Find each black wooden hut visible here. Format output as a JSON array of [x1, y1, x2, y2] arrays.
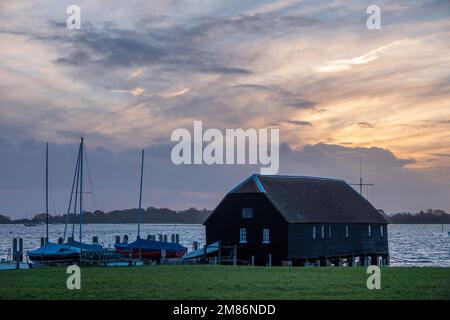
[[204, 174, 389, 266]]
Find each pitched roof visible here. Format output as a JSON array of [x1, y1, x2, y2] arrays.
[[229, 174, 387, 224]]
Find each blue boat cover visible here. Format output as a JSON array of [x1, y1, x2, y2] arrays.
[[114, 238, 187, 252], [66, 239, 104, 252], [27, 243, 81, 257]]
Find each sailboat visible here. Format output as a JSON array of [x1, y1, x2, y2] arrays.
[[114, 150, 187, 260], [28, 138, 103, 264]]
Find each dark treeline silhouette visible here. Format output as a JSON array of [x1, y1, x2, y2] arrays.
[[0, 207, 210, 224], [0, 208, 449, 225], [386, 209, 450, 224]]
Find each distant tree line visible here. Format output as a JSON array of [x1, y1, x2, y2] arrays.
[[377, 208, 450, 224], [1, 208, 448, 225], [0, 207, 211, 224], [386, 209, 450, 224]]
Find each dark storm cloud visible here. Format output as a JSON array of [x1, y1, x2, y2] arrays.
[[51, 11, 317, 74], [53, 25, 251, 75]]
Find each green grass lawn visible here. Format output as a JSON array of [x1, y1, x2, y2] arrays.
[[0, 265, 449, 300]]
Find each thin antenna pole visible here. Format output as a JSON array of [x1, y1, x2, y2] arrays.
[[350, 151, 374, 199], [359, 151, 363, 195], [79, 137, 84, 243], [46, 142, 49, 242], [137, 149, 144, 239]]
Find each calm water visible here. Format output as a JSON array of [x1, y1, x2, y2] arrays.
[[0, 224, 449, 267]]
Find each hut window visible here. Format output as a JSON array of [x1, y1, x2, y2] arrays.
[[240, 228, 247, 243], [242, 208, 253, 219], [380, 225, 384, 238], [262, 228, 270, 243], [345, 225, 349, 239], [328, 225, 332, 239], [312, 226, 317, 239], [321, 225, 325, 239], [368, 225, 372, 237]]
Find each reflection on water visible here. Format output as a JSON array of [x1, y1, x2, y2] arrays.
[[0, 224, 449, 267]]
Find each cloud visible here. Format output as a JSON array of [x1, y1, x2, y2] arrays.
[[53, 26, 252, 75], [315, 41, 404, 73], [111, 87, 145, 96], [182, 13, 317, 41], [273, 120, 313, 127], [127, 69, 144, 82], [160, 87, 191, 98], [358, 122, 375, 129]]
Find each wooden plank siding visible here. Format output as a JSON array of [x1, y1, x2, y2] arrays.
[[205, 193, 288, 266], [287, 224, 388, 260]]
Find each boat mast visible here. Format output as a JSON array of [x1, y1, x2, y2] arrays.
[[46, 142, 49, 242], [79, 137, 84, 242], [137, 149, 144, 239], [63, 150, 80, 241], [72, 150, 80, 239]]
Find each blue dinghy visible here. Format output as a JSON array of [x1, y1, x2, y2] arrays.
[[27, 243, 81, 263]]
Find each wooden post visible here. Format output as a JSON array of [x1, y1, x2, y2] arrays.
[[18, 238, 23, 262], [217, 241, 221, 265], [268, 254, 272, 267], [251, 255, 255, 266], [233, 245, 237, 266], [361, 254, 366, 267], [13, 238, 17, 262]]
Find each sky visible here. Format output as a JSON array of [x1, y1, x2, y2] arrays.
[[0, 0, 449, 218]]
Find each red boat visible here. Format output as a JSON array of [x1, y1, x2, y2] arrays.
[[114, 238, 187, 259]]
